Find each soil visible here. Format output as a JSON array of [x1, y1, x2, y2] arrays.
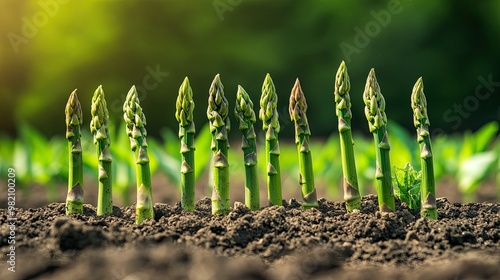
[[1, 194, 499, 280]]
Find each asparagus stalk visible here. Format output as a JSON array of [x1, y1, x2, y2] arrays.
[[334, 61, 361, 212], [90, 85, 113, 216], [207, 74, 231, 215], [259, 73, 282, 206], [65, 90, 84, 215], [234, 85, 260, 210], [363, 68, 395, 212], [411, 77, 437, 219], [289, 78, 318, 209], [123, 85, 154, 223], [175, 77, 196, 211]]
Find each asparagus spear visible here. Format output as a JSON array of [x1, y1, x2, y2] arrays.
[[334, 61, 361, 212], [259, 73, 282, 206], [207, 74, 231, 215], [363, 69, 395, 212], [289, 78, 318, 209], [90, 85, 113, 216], [65, 90, 84, 215], [123, 86, 154, 223], [175, 77, 196, 211], [411, 77, 437, 219], [234, 85, 260, 210]]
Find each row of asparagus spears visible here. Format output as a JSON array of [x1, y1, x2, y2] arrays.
[[64, 61, 437, 224]]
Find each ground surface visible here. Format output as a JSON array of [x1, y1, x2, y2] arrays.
[[0, 194, 499, 280]]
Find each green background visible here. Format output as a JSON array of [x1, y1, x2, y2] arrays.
[[1, 0, 499, 139]]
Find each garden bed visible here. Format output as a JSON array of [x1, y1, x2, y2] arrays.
[[1, 194, 499, 280]]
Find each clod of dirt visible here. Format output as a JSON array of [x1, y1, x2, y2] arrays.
[[49, 217, 108, 251]]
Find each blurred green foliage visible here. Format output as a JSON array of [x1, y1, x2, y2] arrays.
[[1, 122, 498, 203], [1, 0, 499, 139]]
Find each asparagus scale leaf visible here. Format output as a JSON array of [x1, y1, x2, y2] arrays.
[[235, 85, 260, 210], [175, 77, 196, 211], [363, 69, 395, 212], [123, 86, 154, 223], [289, 78, 318, 209], [411, 77, 437, 219], [207, 74, 231, 215], [90, 85, 113, 216], [334, 61, 361, 212], [65, 90, 84, 215], [259, 74, 282, 206]]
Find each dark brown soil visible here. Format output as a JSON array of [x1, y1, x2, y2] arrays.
[[1, 195, 499, 280]]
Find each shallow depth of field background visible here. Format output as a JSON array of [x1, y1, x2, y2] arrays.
[[0, 0, 499, 205]]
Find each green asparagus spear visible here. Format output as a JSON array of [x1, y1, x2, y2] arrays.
[[123, 85, 154, 223], [259, 73, 282, 206], [289, 78, 318, 209], [411, 77, 437, 219], [207, 74, 231, 215], [90, 85, 113, 216], [363, 68, 395, 212], [175, 77, 196, 211], [334, 61, 361, 212], [65, 90, 84, 215], [234, 85, 260, 210]]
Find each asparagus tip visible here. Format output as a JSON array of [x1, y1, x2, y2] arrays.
[[68, 89, 78, 102], [414, 77, 423, 91], [411, 77, 429, 127], [66, 89, 83, 128], [289, 78, 307, 121], [180, 76, 191, 91], [176, 76, 195, 127]]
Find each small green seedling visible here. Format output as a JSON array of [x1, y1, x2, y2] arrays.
[[393, 163, 421, 210]]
